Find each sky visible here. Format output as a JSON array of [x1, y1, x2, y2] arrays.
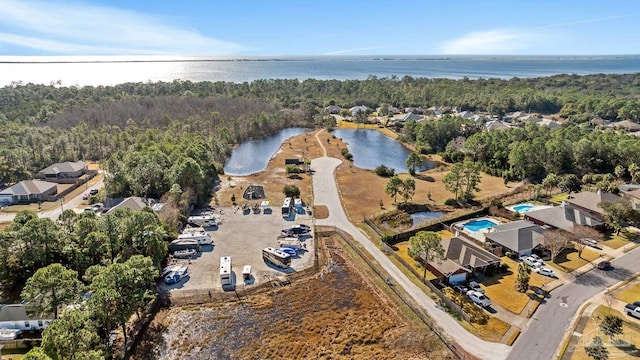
[[0, 0, 638, 56]]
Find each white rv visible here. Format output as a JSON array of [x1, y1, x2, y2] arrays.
[[187, 214, 218, 227], [177, 232, 213, 245], [220, 256, 232, 287], [278, 237, 303, 250], [169, 238, 200, 252]]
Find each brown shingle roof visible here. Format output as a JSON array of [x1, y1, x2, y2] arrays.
[[566, 191, 621, 216]]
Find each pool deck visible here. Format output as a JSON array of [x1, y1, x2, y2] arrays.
[[506, 203, 553, 213], [452, 216, 502, 242]]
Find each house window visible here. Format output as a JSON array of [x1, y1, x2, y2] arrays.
[[24, 321, 30, 327], [38, 320, 43, 327]]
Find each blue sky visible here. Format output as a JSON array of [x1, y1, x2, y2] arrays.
[[0, 0, 638, 56]]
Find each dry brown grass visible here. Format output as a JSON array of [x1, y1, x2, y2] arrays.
[[613, 279, 640, 304], [132, 233, 452, 359], [314, 205, 329, 219]]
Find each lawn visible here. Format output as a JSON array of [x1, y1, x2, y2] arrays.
[[614, 280, 640, 304], [1, 349, 26, 360], [481, 257, 553, 315], [460, 317, 511, 343], [547, 246, 602, 273], [601, 229, 638, 249], [548, 193, 569, 204], [392, 229, 455, 281], [569, 305, 640, 360]]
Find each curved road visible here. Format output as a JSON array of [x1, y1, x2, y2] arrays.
[[508, 246, 640, 360], [311, 155, 511, 360]]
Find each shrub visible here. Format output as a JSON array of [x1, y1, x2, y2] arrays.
[[341, 148, 353, 161], [490, 198, 503, 208], [444, 198, 458, 206], [282, 185, 301, 198], [381, 235, 395, 244], [375, 164, 395, 177]]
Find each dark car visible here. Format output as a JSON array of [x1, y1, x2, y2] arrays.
[[89, 189, 99, 196], [597, 261, 611, 270]]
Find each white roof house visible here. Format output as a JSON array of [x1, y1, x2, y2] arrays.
[[0, 180, 58, 205]]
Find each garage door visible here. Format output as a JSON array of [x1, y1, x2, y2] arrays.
[[519, 249, 532, 257], [448, 273, 467, 284]]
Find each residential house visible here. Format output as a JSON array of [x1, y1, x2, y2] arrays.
[[325, 105, 342, 114], [0, 304, 53, 338], [404, 106, 424, 114], [517, 114, 541, 123], [386, 105, 401, 114], [485, 220, 546, 257], [619, 185, 640, 210], [565, 190, 621, 220], [349, 105, 368, 116], [457, 111, 474, 119], [524, 202, 603, 233], [106, 196, 151, 213], [483, 120, 511, 132], [0, 180, 58, 205], [400, 112, 424, 122], [35, 161, 87, 182], [425, 237, 501, 284], [503, 111, 524, 123], [612, 120, 640, 132], [539, 118, 560, 129], [470, 114, 489, 123], [591, 117, 611, 127]]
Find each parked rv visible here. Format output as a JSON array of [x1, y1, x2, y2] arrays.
[[187, 214, 218, 227], [172, 248, 197, 259], [165, 265, 188, 284], [177, 232, 213, 245], [169, 239, 201, 252], [262, 247, 291, 268], [220, 256, 232, 287]]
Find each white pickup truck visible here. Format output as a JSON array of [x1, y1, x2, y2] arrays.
[[625, 302, 640, 319]]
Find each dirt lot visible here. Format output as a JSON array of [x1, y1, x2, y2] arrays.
[[161, 206, 315, 296], [132, 231, 453, 359]]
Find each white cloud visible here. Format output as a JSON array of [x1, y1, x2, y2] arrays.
[[0, 0, 244, 55], [439, 29, 542, 55]]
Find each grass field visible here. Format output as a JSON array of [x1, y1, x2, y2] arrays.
[[602, 230, 638, 249], [461, 317, 512, 343], [481, 257, 553, 315], [569, 305, 640, 360], [614, 280, 640, 304], [549, 193, 569, 204], [547, 246, 602, 273]]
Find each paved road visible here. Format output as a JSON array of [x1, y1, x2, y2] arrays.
[[311, 156, 511, 360], [508, 247, 640, 360], [0, 178, 104, 222]]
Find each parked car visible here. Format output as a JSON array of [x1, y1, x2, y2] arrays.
[[533, 266, 556, 278], [625, 301, 640, 319], [519, 256, 543, 267], [597, 261, 611, 270], [468, 281, 485, 294], [529, 254, 543, 262], [580, 238, 601, 249], [466, 290, 492, 307], [89, 189, 99, 196], [82, 193, 89, 200], [453, 284, 468, 294]]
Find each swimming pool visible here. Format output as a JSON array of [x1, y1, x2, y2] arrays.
[[513, 204, 534, 213], [463, 219, 498, 232]]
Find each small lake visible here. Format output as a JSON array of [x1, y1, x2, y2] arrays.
[[223, 128, 307, 176], [330, 129, 436, 173]]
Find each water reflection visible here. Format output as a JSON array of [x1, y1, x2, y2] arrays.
[[330, 129, 435, 173]]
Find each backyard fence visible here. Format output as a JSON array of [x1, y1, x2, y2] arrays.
[[333, 227, 468, 360]]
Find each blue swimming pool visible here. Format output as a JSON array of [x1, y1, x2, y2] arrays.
[[463, 219, 497, 232], [513, 204, 534, 213]]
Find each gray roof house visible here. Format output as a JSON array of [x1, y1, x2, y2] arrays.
[[539, 118, 560, 129], [621, 188, 640, 210], [349, 105, 368, 115], [0, 304, 53, 337], [36, 161, 87, 181], [524, 203, 603, 233], [106, 196, 151, 213], [457, 111, 474, 119], [484, 120, 511, 131], [612, 120, 640, 132], [485, 220, 546, 257], [325, 105, 342, 114], [425, 237, 501, 284], [400, 112, 424, 122], [566, 190, 621, 219], [0, 180, 58, 205]]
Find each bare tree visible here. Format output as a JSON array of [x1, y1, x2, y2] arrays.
[[543, 230, 571, 262], [573, 226, 604, 259]]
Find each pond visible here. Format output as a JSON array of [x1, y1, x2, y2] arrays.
[[330, 129, 436, 173], [223, 128, 308, 176]]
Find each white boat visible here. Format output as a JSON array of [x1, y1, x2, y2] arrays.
[[165, 265, 188, 284], [172, 248, 197, 259]]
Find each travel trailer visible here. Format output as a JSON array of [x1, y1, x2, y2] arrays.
[[220, 256, 232, 287], [262, 247, 291, 268], [177, 231, 213, 245], [187, 215, 218, 227]]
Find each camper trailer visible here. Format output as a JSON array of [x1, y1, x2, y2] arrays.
[[220, 256, 232, 287], [169, 239, 201, 252], [177, 232, 213, 245], [187, 215, 218, 227], [262, 247, 291, 268], [278, 237, 304, 250]]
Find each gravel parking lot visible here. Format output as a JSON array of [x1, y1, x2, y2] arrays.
[[161, 206, 314, 292]]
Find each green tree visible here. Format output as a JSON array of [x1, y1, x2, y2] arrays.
[[283, 184, 301, 198], [400, 178, 416, 204], [600, 315, 623, 341], [40, 309, 103, 360], [461, 160, 482, 200], [584, 336, 609, 360], [558, 174, 582, 194], [443, 162, 464, 201], [23, 347, 53, 360], [407, 231, 445, 280], [385, 176, 403, 203], [515, 262, 531, 293], [542, 173, 559, 196], [629, 163, 640, 183], [614, 164, 626, 180], [285, 164, 301, 177], [21, 264, 83, 319], [600, 199, 639, 235], [406, 152, 422, 176]]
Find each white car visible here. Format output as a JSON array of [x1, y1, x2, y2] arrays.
[[520, 256, 543, 268], [534, 266, 556, 278], [468, 281, 485, 294], [466, 290, 492, 307]]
